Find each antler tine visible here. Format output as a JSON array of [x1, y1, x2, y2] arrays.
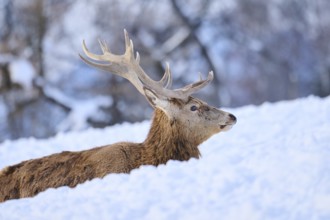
[[177, 71, 214, 95], [124, 29, 130, 49], [166, 63, 173, 88], [163, 62, 172, 89], [135, 52, 140, 64], [124, 29, 135, 60], [82, 40, 107, 61], [98, 39, 110, 54], [79, 54, 112, 72], [158, 62, 169, 87]]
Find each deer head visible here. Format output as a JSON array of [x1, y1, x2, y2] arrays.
[[80, 30, 236, 144]]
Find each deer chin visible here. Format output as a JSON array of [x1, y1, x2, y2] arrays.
[[219, 124, 234, 132]]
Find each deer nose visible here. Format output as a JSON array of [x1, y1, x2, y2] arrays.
[[229, 114, 237, 123]]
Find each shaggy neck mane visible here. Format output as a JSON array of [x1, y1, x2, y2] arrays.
[[140, 108, 201, 166]]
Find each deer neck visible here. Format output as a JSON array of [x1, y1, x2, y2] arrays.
[[141, 108, 201, 166]]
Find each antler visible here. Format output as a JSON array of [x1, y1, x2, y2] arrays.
[[79, 30, 214, 101]]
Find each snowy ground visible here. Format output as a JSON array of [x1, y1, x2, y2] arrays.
[[0, 95, 329, 220]]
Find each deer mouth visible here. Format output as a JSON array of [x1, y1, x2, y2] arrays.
[[220, 125, 227, 129], [219, 123, 235, 131]]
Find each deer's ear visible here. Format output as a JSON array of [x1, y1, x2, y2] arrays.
[[143, 87, 169, 111]]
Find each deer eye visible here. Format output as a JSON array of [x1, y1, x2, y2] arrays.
[[190, 105, 198, 111]]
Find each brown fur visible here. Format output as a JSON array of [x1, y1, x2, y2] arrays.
[[0, 109, 202, 202]]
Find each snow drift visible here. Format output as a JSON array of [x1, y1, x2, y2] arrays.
[[0, 95, 329, 220]]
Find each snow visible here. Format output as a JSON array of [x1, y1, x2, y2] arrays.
[[9, 59, 36, 91], [0, 95, 330, 220]]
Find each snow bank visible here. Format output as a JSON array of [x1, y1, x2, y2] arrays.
[[0, 96, 330, 220]]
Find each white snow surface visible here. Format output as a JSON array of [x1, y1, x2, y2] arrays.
[[0, 95, 330, 220]]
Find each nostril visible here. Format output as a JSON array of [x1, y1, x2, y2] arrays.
[[229, 114, 237, 122]]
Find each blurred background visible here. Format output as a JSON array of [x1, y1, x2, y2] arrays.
[[0, 0, 330, 142]]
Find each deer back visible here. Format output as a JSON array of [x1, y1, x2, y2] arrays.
[[0, 142, 142, 201]]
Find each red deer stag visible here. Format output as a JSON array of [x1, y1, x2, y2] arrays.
[[0, 30, 236, 202]]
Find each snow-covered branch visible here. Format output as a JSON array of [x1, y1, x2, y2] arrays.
[[35, 77, 113, 132]]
